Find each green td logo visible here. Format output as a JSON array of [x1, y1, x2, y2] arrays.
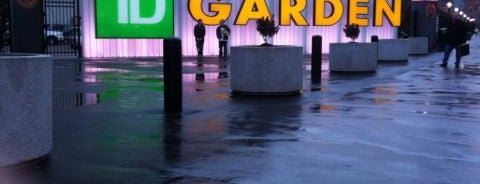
[[95, 0, 174, 38]]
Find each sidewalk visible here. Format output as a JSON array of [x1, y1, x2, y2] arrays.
[[1, 38, 480, 184]]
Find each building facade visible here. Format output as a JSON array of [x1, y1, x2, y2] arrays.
[[82, 0, 398, 58]]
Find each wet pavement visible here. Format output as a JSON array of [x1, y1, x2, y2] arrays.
[[2, 38, 480, 184]]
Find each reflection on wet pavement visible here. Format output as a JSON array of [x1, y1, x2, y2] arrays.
[[53, 92, 99, 110], [2, 40, 480, 183]]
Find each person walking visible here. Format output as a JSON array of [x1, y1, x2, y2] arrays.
[[441, 15, 468, 68], [216, 20, 231, 57], [0, 15, 5, 52], [0, 25, 4, 52], [194, 19, 206, 56]]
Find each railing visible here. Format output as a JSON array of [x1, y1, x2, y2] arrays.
[[43, 0, 81, 57]]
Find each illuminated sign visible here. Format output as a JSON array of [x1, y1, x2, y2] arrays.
[[189, 0, 401, 27], [95, 0, 174, 38]]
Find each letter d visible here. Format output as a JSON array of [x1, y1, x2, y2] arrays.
[[118, 0, 129, 24], [130, 0, 166, 24]]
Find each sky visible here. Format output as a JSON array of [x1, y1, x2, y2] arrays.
[[454, 0, 465, 8]]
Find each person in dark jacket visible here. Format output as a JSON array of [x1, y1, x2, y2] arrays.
[[0, 15, 5, 52], [441, 15, 468, 68], [194, 19, 206, 56], [0, 24, 4, 52], [216, 20, 231, 57]]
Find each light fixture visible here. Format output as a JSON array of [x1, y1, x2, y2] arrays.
[[460, 11, 464, 15], [446, 2, 453, 8], [454, 8, 459, 12], [463, 14, 467, 18]]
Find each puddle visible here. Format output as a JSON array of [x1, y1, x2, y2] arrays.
[[310, 104, 336, 112], [54, 92, 99, 110], [166, 177, 230, 184], [183, 62, 222, 69], [84, 67, 130, 73], [134, 61, 162, 68], [183, 72, 229, 82]]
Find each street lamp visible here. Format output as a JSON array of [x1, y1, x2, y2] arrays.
[[446, 2, 453, 8], [446, 2, 453, 13], [454, 8, 459, 13], [460, 11, 464, 15]]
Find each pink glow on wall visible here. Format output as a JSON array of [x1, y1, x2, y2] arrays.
[[83, 0, 397, 58]]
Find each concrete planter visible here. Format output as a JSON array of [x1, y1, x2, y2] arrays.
[[230, 46, 303, 95], [329, 43, 377, 73], [0, 54, 52, 167], [378, 39, 409, 62], [408, 37, 429, 55]]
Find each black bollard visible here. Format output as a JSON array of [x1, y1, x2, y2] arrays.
[[311, 35, 322, 82], [371, 35, 378, 43], [163, 38, 182, 114]]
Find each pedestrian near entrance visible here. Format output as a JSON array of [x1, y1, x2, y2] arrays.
[[441, 15, 468, 68], [0, 15, 5, 52], [194, 19, 206, 56], [216, 20, 231, 57], [0, 26, 4, 52]]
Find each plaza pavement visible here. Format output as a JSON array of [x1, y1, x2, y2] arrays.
[[1, 38, 480, 184]]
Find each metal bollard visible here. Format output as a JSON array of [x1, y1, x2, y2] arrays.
[[371, 35, 379, 43], [163, 38, 182, 114], [311, 35, 322, 82]]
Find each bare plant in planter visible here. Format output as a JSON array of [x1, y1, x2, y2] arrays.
[[256, 15, 280, 47], [343, 24, 360, 43]]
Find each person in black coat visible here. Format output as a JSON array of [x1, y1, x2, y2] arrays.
[[216, 20, 231, 57], [441, 15, 468, 68], [0, 14, 5, 52], [0, 24, 4, 52], [194, 19, 206, 56]]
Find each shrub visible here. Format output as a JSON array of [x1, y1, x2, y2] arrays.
[[256, 15, 280, 47], [343, 24, 360, 43]]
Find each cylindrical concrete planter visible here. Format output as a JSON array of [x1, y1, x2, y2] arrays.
[[378, 39, 409, 62], [0, 54, 52, 167], [329, 43, 377, 73], [408, 37, 429, 55], [230, 46, 303, 95]]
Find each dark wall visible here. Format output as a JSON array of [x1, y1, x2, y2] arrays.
[[412, 1, 438, 51], [398, 0, 412, 38], [10, 0, 44, 53]]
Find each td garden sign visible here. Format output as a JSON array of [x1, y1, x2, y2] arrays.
[[96, 0, 175, 38], [95, 0, 401, 38], [189, 0, 401, 27]]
